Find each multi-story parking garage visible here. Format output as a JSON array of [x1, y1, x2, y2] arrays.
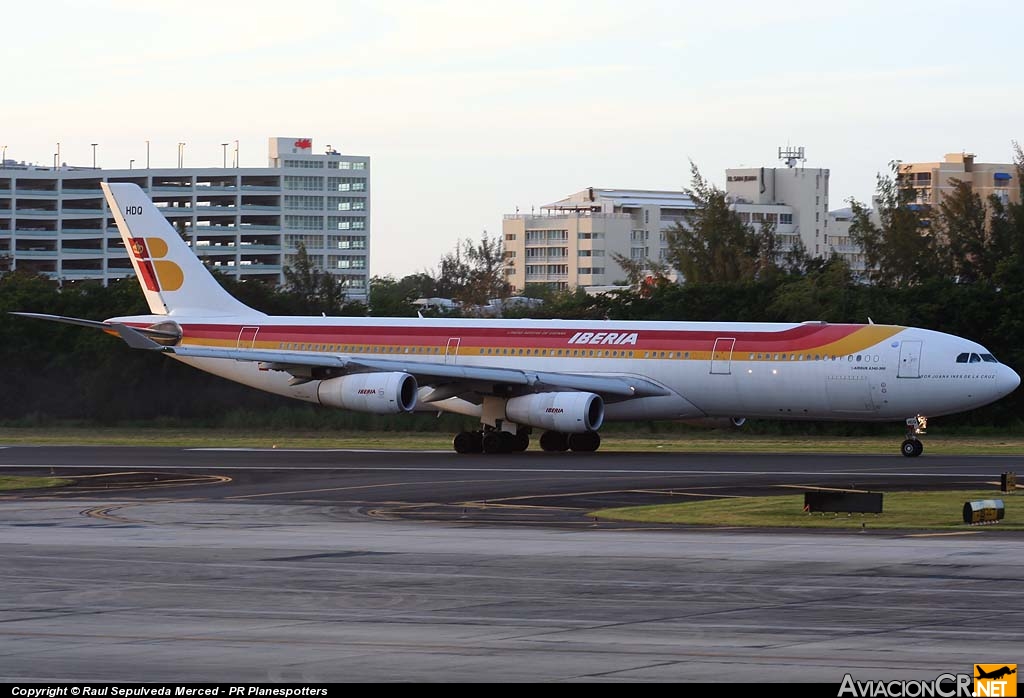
[[0, 137, 370, 301]]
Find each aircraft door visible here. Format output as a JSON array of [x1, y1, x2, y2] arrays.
[[445, 338, 461, 364], [710, 337, 736, 375], [898, 340, 922, 378], [236, 326, 260, 349]]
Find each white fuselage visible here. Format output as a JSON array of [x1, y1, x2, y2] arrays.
[[112, 314, 1021, 425]]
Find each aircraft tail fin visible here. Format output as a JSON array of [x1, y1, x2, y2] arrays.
[[101, 183, 263, 318]]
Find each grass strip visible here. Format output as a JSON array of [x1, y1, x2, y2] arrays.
[[0, 476, 74, 491], [592, 489, 1024, 530], [2, 428, 1024, 454]]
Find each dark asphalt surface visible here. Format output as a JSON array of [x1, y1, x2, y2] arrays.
[[0, 446, 1018, 525], [1, 446, 1022, 681]]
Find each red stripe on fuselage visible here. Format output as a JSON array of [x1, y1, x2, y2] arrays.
[[175, 322, 867, 352]]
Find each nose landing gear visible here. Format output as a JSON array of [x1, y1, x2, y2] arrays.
[[901, 415, 927, 457]]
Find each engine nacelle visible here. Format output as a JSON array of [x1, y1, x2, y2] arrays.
[[682, 417, 747, 429], [505, 392, 604, 433], [317, 372, 418, 415]]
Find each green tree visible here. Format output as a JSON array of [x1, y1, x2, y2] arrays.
[[932, 179, 989, 283], [989, 143, 1024, 290], [437, 231, 511, 306], [283, 242, 350, 315], [849, 162, 935, 286], [462, 230, 511, 306], [767, 257, 856, 321], [608, 252, 673, 287], [368, 273, 437, 317], [666, 163, 761, 284]]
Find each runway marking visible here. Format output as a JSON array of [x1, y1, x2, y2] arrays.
[[81, 505, 144, 524], [983, 480, 1022, 489], [227, 481, 434, 499], [904, 531, 983, 538], [455, 501, 582, 511], [621, 489, 748, 498], [47, 472, 231, 495], [0, 463, 1006, 478], [776, 484, 872, 493], [189, 447, 450, 454], [460, 487, 750, 507]]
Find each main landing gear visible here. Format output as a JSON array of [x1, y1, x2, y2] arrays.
[[453, 428, 601, 454], [453, 429, 529, 454], [901, 415, 928, 457], [539, 430, 601, 453]]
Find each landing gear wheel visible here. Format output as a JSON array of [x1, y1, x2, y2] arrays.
[[568, 431, 601, 452], [540, 431, 569, 452], [453, 431, 482, 454], [481, 431, 508, 454], [512, 432, 530, 452], [901, 438, 923, 457]]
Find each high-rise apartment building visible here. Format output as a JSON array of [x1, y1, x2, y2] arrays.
[[502, 188, 694, 290], [898, 152, 1018, 209], [825, 207, 869, 278], [724, 156, 831, 258], [503, 154, 832, 291], [0, 137, 370, 301]]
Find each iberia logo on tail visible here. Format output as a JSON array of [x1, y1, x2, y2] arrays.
[[128, 237, 184, 292]]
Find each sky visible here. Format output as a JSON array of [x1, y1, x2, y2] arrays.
[[4, 0, 1023, 278]]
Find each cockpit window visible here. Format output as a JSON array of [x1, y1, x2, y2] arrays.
[[957, 352, 999, 364]]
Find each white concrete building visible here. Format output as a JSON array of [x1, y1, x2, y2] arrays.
[[0, 137, 370, 301], [503, 157, 835, 291], [502, 188, 694, 290], [724, 161, 831, 258], [826, 207, 869, 278]]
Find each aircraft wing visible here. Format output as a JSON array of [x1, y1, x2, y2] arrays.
[[165, 342, 670, 399], [12, 314, 671, 400]]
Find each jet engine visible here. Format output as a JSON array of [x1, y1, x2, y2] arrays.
[[505, 392, 604, 433], [317, 372, 418, 414]]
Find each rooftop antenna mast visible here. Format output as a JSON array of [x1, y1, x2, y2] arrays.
[[778, 145, 806, 169]]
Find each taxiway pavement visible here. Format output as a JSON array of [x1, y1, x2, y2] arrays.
[[0, 447, 1021, 682]]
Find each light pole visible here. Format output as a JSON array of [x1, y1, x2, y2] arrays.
[[233, 140, 239, 168], [145, 140, 150, 168], [56, 142, 61, 169], [1, 145, 6, 169], [91, 143, 98, 169], [221, 143, 229, 168], [177, 142, 185, 168]]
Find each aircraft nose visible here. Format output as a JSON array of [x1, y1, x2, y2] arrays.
[[999, 364, 1021, 396]]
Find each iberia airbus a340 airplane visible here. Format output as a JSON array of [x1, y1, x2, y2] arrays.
[[14, 184, 1021, 457]]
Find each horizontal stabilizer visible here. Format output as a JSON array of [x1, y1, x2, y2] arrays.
[[10, 312, 114, 332], [10, 313, 182, 339]]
